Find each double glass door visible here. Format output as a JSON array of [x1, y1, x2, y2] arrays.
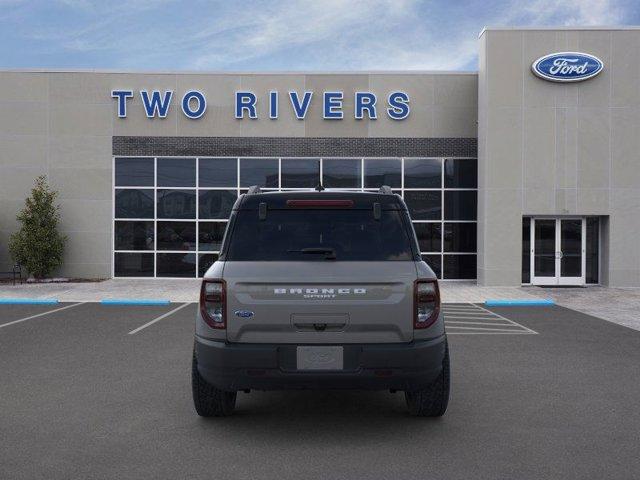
[[531, 218, 585, 285]]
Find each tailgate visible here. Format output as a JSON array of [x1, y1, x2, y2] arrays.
[[224, 261, 417, 344]]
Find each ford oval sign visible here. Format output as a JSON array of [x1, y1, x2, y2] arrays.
[[234, 310, 254, 318], [531, 52, 603, 83]]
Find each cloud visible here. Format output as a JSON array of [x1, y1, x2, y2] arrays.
[[1, 0, 633, 70]]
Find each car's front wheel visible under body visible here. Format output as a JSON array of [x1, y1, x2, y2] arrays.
[[404, 341, 450, 417]]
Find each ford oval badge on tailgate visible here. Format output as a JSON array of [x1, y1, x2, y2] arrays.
[[234, 310, 254, 318], [532, 52, 603, 82]]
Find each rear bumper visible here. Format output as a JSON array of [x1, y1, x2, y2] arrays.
[[194, 334, 447, 391]]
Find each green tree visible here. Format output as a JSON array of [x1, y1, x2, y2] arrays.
[[9, 175, 67, 279]]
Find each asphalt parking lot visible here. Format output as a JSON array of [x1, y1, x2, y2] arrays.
[[1, 302, 639, 480]]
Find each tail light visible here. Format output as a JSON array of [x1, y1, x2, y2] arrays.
[[200, 279, 226, 329], [414, 279, 440, 329]]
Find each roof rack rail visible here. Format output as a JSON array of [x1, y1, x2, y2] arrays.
[[246, 185, 262, 195], [378, 185, 393, 195]]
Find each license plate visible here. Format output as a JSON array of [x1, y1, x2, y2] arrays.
[[296, 346, 343, 371]]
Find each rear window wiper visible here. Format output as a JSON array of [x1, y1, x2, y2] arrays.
[[287, 247, 337, 260]]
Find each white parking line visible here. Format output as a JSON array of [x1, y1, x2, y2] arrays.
[[474, 304, 538, 334], [442, 302, 538, 335], [445, 320, 515, 326], [0, 303, 84, 329], [128, 303, 191, 335], [446, 326, 528, 333]]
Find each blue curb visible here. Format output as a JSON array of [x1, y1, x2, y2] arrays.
[[485, 299, 555, 307], [101, 299, 171, 306], [0, 298, 59, 305]]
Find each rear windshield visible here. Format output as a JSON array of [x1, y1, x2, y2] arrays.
[[225, 209, 416, 261]]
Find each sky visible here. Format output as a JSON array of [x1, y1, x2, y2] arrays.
[[0, 0, 638, 71]]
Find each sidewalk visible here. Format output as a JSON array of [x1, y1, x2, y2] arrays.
[[1, 279, 639, 331]]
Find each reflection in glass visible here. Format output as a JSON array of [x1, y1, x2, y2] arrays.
[[560, 219, 582, 278], [114, 252, 154, 277], [115, 189, 154, 219], [444, 191, 477, 220], [114, 221, 154, 250], [534, 220, 556, 277], [364, 159, 401, 188], [413, 223, 441, 252], [115, 158, 154, 187], [422, 254, 442, 279], [322, 159, 361, 188], [156, 253, 196, 277], [404, 159, 441, 188], [281, 159, 320, 188], [240, 158, 278, 187], [157, 189, 196, 219], [444, 223, 476, 252], [443, 255, 477, 279], [199, 222, 226, 251], [199, 190, 236, 219], [403, 191, 441, 220], [444, 159, 477, 188], [586, 217, 599, 284], [198, 254, 219, 277], [199, 158, 238, 187], [156, 222, 196, 250], [157, 158, 196, 187]]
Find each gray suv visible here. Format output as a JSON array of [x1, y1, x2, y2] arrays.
[[192, 187, 449, 417]]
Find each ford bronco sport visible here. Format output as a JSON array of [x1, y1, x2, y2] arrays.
[[192, 186, 449, 417]]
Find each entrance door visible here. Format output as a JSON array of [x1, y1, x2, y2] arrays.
[[531, 218, 585, 286]]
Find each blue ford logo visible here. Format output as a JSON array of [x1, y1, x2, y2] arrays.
[[532, 52, 603, 83], [234, 310, 254, 318]]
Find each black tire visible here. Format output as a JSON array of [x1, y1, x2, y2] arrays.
[[405, 341, 450, 417], [192, 351, 237, 417]]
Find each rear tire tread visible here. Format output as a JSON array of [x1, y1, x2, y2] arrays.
[[192, 351, 237, 417], [405, 341, 450, 417]]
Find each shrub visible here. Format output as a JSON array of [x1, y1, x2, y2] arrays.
[[9, 175, 67, 279]]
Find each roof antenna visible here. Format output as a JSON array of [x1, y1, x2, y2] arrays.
[[315, 183, 325, 192]]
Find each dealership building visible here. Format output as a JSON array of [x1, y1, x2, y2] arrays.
[[1, 26, 639, 286]]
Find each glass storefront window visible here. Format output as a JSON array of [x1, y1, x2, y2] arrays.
[[586, 217, 599, 284], [199, 158, 237, 187], [413, 223, 441, 252], [156, 253, 196, 278], [199, 222, 226, 251], [113, 156, 478, 279], [157, 158, 196, 187], [444, 190, 477, 220], [240, 158, 278, 188], [157, 189, 196, 219], [443, 254, 477, 279], [443, 223, 476, 252], [114, 252, 154, 277], [444, 158, 477, 188], [114, 221, 154, 250], [198, 190, 236, 219], [404, 191, 441, 220], [115, 158, 154, 186], [363, 158, 401, 188], [281, 159, 320, 188], [322, 159, 361, 188], [404, 158, 441, 188], [115, 189, 154, 219], [422, 254, 442, 278]]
